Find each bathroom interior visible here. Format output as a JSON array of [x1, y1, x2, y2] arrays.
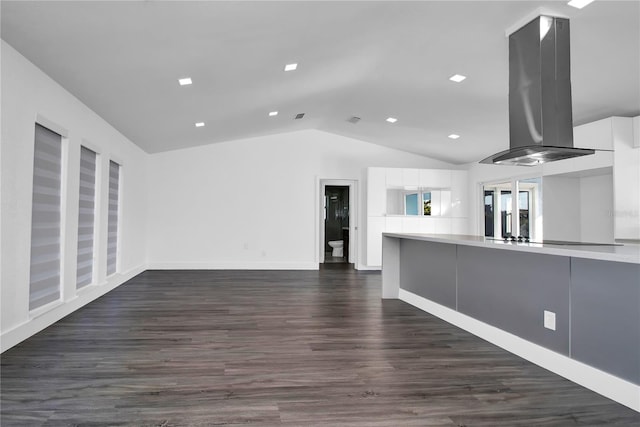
[[324, 186, 349, 263]]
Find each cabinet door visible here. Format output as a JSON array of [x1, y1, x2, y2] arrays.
[[420, 169, 451, 188], [367, 168, 386, 216]]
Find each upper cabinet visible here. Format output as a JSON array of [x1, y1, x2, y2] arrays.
[[367, 168, 387, 217], [610, 117, 640, 240], [368, 167, 467, 218], [537, 116, 638, 241], [366, 167, 469, 267], [563, 116, 639, 240], [573, 117, 617, 150]]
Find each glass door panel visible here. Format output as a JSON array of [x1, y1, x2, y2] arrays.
[[500, 191, 512, 238], [517, 177, 542, 241], [483, 181, 513, 238], [484, 190, 495, 237], [518, 191, 530, 238]]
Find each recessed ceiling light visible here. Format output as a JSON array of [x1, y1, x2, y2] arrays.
[[448, 134, 460, 139], [195, 122, 205, 127], [449, 74, 466, 83], [567, 0, 594, 9], [179, 77, 193, 86], [284, 63, 298, 71], [386, 117, 398, 123], [269, 111, 278, 117]]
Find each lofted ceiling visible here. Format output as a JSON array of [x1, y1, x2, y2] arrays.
[[1, 1, 639, 164]]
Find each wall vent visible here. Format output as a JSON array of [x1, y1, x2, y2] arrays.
[[295, 113, 305, 120]]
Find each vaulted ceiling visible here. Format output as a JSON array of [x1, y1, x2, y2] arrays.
[[2, 1, 639, 164]]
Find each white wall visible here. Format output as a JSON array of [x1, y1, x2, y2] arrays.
[[580, 173, 614, 243], [0, 41, 148, 351], [146, 129, 451, 270], [543, 176, 582, 241]]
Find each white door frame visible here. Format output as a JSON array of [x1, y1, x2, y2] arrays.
[[317, 179, 358, 265]]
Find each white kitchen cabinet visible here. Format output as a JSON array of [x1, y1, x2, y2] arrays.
[[612, 117, 640, 240], [385, 168, 403, 188], [402, 168, 420, 187], [365, 166, 470, 268], [367, 168, 386, 216], [366, 216, 385, 266], [573, 117, 615, 150], [419, 169, 451, 188]]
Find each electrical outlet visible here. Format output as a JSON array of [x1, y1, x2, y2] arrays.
[[544, 310, 556, 331]]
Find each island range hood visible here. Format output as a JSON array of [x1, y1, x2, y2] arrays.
[[481, 15, 595, 166]]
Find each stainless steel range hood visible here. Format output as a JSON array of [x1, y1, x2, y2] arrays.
[[481, 15, 595, 166]]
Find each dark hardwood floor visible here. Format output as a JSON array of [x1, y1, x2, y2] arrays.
[[2, 266, 639, 426]]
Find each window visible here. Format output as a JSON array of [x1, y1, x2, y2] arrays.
[[517, 177, 541, 239], [483, 190, 495, 237], [107, 160, 120, 275], [77, 147, 97, 288], [423, 192, 432, 216], [519, 190, 530, 239], [500, 190, 513, 237], [405, 193, 419, 215], [483, 178, 541, 240], [404, 192, 435, 216], [29, 124, 62, 310], [387, 188, 451, 216]]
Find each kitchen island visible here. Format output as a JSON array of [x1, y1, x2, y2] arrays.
[[382, 233, 640, 411]]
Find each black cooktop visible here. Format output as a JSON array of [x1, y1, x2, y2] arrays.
[[487, 237, 622, 246]]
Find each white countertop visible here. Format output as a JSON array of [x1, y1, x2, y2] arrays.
[[382, 233, 640, 264]]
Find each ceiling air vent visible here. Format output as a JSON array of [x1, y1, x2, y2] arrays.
[[295, 113, 305, 120], [347, 116, 361, 124]]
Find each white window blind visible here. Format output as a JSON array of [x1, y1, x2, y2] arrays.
[[76, 147, 97, 288], [107, 160, 120, 275], [29, 123, 62, 310]]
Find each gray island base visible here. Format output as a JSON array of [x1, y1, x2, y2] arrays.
[[382, 233, 640, 412]]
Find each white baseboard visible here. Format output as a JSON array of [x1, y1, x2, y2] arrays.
[[399, 289, 640, 413], [355, 264, 382, 271], [147, 261, 318, 270], [1, 265, 146, 353]]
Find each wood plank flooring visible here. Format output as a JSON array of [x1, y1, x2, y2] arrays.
[[2, 266, 639, 426]]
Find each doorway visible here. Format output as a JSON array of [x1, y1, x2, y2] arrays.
[[482, 177, 541, 241], [318, 180, 357, 265], [324, 186, 349, 263]]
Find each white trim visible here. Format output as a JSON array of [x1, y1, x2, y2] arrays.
[[399, 288, 640, 412], [35, 114, 69, 138], [108, 154, 125, 168], [1, 264, 146, 353], [80, 138, 102, 156], [355, 264, 381, 271], [147, 262, 318, 270], [28, 299, 65, 320], [59, 135, 70, 302]]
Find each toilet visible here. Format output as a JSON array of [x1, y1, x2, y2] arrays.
[[328, 240, 344, 257]]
